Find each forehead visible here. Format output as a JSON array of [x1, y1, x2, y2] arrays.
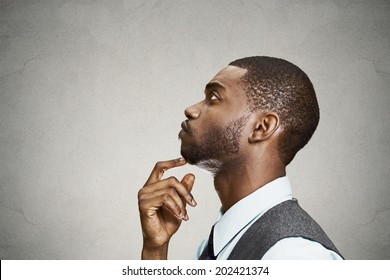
[[208, 65, 247, 90]]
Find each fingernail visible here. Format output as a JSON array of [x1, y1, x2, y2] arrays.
[[186, 196, 197, 206], [178, 157, 185, 162], [186, 195, 196, 206], [184, 214, 189, 220]]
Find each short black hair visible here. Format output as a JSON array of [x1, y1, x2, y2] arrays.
[[229, 56, 320, 165]]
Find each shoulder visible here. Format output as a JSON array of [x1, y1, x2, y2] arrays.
[[261, 237, 343, 260]]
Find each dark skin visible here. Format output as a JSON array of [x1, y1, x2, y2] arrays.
[[138, 66, 286, 259]]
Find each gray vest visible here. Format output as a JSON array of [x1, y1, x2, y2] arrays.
[[226, 199, 343, 259]]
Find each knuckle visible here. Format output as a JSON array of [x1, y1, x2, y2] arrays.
[[137, 189, 145, 199], [167, 176, 178, 184], [155, 161, 164, 169], [160, 193, 169, 201], [173, 203, 180, 211], [167, 187, 176, 196]]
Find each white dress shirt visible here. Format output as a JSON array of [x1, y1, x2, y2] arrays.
[[194, 177, 342, 260]]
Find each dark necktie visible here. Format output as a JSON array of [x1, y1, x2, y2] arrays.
[[204, 225, 217, 260]]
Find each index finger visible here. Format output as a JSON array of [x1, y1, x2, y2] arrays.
[[144, 158, 187, 185]]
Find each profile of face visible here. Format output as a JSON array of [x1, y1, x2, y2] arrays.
[[178, 66, 251, 172]]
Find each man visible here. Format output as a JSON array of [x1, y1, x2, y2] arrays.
[[138, 56, 343, 260]]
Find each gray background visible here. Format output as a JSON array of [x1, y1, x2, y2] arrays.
[[0, 0, 389, 260]]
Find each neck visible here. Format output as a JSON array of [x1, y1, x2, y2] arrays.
[[212, 156, 286, 211]]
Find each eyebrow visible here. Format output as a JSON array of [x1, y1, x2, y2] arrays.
[[205, 81, 226, 92]]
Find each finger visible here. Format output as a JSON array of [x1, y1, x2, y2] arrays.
[[162, 205, 187, 221], [145, 158, 186, 185], [181, 174, 197, 206], [142, 176, 194, 206], [139, 192, 186, 221], [141, 187, 187, 219]]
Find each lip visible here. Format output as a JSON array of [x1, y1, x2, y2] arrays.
[[181, 120, 190, 133]]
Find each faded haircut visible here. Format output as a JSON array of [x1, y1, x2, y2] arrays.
[[229, 56, 320, 165]]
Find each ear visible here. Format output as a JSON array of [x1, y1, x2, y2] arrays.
[[248, 112, 280, 143]]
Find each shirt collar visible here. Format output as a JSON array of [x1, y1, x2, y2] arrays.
[[213, 176, 293, 256]]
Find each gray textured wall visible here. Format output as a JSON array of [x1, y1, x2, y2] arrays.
[[0, 0, 389, 260]]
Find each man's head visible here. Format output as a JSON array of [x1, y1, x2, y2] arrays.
[[178, 56, 319, 171]]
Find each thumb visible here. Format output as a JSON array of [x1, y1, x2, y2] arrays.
[[181, 173, 196, 206]]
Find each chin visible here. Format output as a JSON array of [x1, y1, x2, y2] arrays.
[[181, 149, 221, 175], [180, 149, 195, 165]]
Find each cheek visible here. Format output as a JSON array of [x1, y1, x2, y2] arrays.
[[198, 103, 247, 135], [239, 125, 252, 145]]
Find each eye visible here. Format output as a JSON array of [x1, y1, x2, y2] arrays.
[[210, 91, 219, 101]]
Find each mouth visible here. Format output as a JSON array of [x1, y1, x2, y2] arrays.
[[178, 120, 191, 141], [180, 120, 190, 133]]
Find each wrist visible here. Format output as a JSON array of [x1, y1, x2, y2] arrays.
[[141, 243, 169, 260]]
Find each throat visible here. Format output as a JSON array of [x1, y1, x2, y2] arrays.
[[213, 163, 286, 212], [213, 167, 252, 211]]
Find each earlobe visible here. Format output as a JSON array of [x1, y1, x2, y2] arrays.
[[248, 113, 280, 143]]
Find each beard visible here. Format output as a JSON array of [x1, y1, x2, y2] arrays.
[[180, 114, 249, 172]]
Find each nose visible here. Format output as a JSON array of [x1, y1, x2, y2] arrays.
[[184, 103, 201, 119]]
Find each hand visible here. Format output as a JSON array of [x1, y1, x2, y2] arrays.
[[138, 158, 196, 259]]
